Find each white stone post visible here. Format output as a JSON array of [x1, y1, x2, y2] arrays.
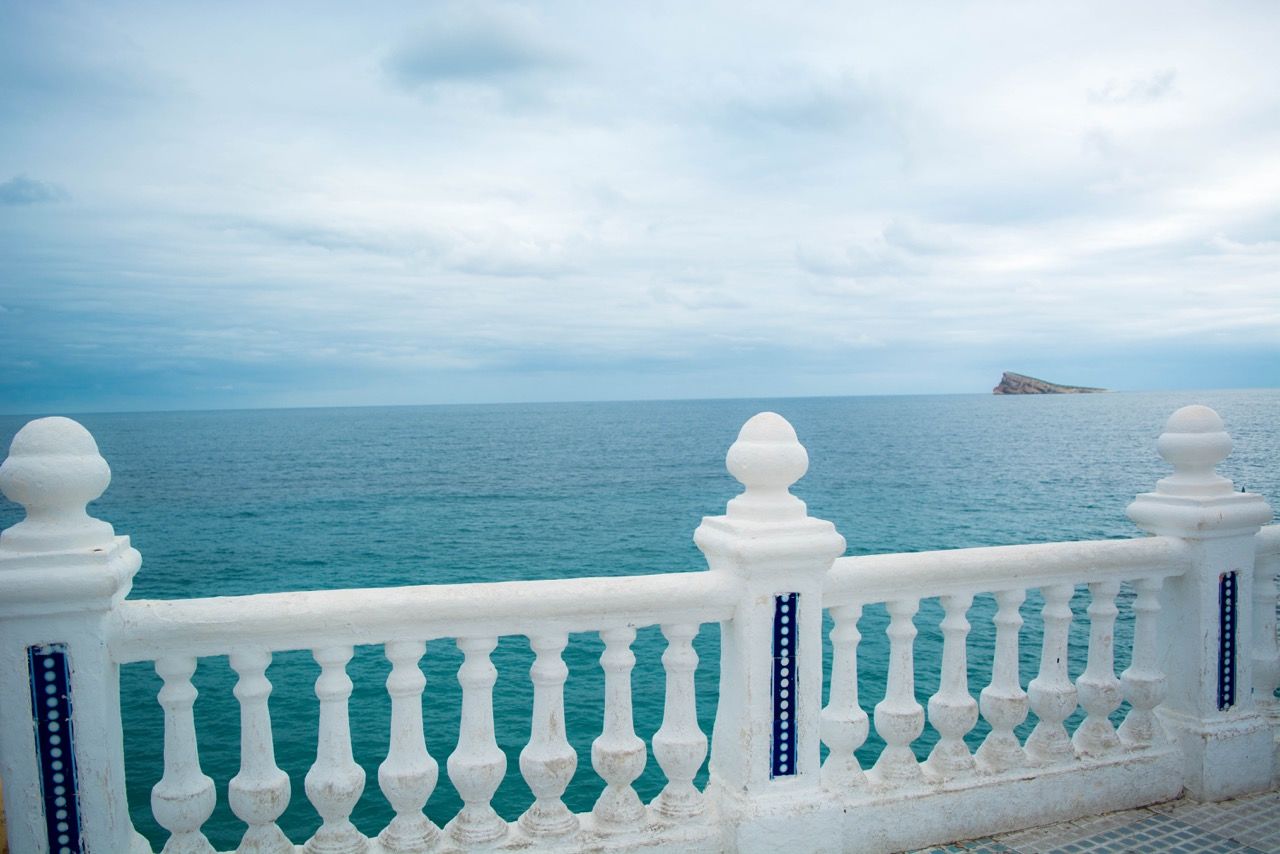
[[591, 626, 646, 828], [1127, 405, 1274, 799], [697, 412, 846, 853], [651, 623, 708, 820], [0, 417, 150, 854], [1025, 584, 1077, 765], [1072, 581, 1123, 756], [304, 645, 367, 854], [820, 604, 868, 789], [446, 636, 508, 845], [1252, 551, 1280, 730], [229, 647, 293, 853], [925, 593, 978, 780], [975, 588, 1028, 773], [377, 640, 439, 853], [870, 597, 926, 786], [1118, 577, 1167, 750], [1254, 548, 1280, 787], [518, 632, 578, 837], [151, 655, 216, 853]]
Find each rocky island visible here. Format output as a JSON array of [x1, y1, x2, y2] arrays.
[[993, 371, 1107, 394]]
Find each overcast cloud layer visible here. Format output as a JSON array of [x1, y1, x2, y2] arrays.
[[1, 1, 1277, 412]]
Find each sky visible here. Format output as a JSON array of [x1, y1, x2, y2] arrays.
[[1, 1, 1278, 413]]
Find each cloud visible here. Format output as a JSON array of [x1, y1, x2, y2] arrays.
[[1089, 69, 1177, 105], [444, 241, 577, 277], [796, 221, 955, 279], [881, 220, 956, 256], [709, 69, 880, 134], [1210, 234, 1280, 256], [0, 3, 1278, 412], [0, 5, 175, 124], [384, 7, 568, 91], [0, 175, 68, 205], [795, 240, 906, 279], [211, 216, 413, 257]]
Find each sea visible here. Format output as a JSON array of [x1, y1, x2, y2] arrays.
[[1, 390, 1277, 850]]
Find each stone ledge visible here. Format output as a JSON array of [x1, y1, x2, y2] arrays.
[[833, 746, 1184, 854]]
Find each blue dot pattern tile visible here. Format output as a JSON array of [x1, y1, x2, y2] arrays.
[[29, 643, 83, 854], [1219, 571, 1238, 711], [771, 592, 798, 778]]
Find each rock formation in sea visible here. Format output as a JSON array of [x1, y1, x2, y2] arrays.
[[993, 371, 1107, 394]]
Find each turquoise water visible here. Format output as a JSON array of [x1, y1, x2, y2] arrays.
[[1, 390, 1277, 849]]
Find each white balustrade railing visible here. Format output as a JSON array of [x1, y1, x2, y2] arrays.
[[820, 548, 1190, 814], [0, 405, 1276, 854], [114, 582, 730, 853]]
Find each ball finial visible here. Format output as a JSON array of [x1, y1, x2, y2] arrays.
[[724, 412, 808, 520], [0, 417, 115, 552], [1154, 405, 1233, 497]]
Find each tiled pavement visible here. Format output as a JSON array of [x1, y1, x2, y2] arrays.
[[911, 790, 1280, 853]]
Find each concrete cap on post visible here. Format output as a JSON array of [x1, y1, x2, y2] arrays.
[[1153, 405, 1233, 497], [1127, 405, 1273, 538], [724, 412, 810, 524], [0, 417, 115, 555], [695, 412, 844, 576], [0, 416, 139, 615]]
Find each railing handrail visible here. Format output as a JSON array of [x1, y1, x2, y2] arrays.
[[825, 534, 1190, 605], [113, 529, 1224, 662], [111, 568, 737, 663]]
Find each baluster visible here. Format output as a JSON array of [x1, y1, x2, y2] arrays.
[[519, 633, 578, 837], [377, 640, 439, 852], [152, 655, 216, 854], [975, 588, 1027, 773], [1253, 557, 1279, 721], [821, 604, 869, 789], [228, 648, 292, 854], [446, 636, 508, 844], [1026, 584, 1077, 764], [592, 627, 646, 828], [651, 623, 707, 819], [1073, 580, 1123, 755], [871, 598, 925, 785], [304, 646, 367, 854], [926, 593, 978, 779], [1119, 577, 1167, 748]]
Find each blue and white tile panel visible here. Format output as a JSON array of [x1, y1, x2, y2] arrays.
[[29, 643, 83, 854], [772, 592, 798, 778], [1218, 572, 1238, 711]]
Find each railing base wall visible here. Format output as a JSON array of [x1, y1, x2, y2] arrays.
[[825, 747, 1183, 854], [1156, 707, 1274, 801], [708, 781, 846, 854], [176, 811, 723, 854], [139, 750, 1193, 853]]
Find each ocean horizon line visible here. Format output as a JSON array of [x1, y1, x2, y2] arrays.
[[4, 384, 1278, 421]]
